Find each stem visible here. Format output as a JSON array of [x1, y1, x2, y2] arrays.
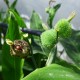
[[30, 47, 37, 69], [53, 45, 57, 63], [45, 47, 56, 66], [51, 31, 58, 63], [47, 4, 61, 28], [47, 17, 53, 28], [23, 37, 37, 69]]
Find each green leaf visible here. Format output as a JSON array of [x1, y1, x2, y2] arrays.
[[11, 0, 18, 9], [22, 64, 80, 80], [23, 61, 34, 71], [60, 30, 80, 67], [46, 4, 61, 28], [30, 10, 43, 30], [0, 50, 2, 65], [33, 53, 44, 68], [55, 58, 80, 74], [0, 29, 2, 49], [2, 14, 24, 80], [46, 47, 57, 66], [9, 9, 26, 28], [4, 0, 9, 8]]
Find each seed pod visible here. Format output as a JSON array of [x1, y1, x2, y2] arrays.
[[6, 39, 30, 58], [40, 29, 57, 49], [54, 19, 72, 38]]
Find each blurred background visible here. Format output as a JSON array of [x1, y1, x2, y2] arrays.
[[0, 0, 80, 30]]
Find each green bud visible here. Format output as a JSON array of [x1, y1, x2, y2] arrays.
[[55, 19, 72, 38], [40, 29, 57, 49]]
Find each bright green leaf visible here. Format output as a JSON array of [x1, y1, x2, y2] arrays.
[[11, 0, 18, 9], [2, 14, 24, 80], [9, 9, 26, 28], [22, 64, 80, 80], [30, 10, 43, 30]]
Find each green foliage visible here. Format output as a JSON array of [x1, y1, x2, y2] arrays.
[[22, 64, 80, 80], [30, 10, 43, 30], [60, 30, 80, 67], [4, 0, 17, 9], [4, 0, 9, 8], [2, 13, 24, 80], [9, 9, 26, 28], [46, 4, 61, 28], [10, 0, 18, 9]]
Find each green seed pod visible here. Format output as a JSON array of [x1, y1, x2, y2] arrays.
[[6, 39, 30, 58], [54, 19, 72, 38], [40, 29, 57, 49]]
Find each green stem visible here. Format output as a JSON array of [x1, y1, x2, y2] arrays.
[[52, 31, 58, 63], [24, 37, 37, 69], [47, 17, 53, 28], [30, 45, 37, 69], [45, 47, 56, 66], [53, 45, 57, 63]]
